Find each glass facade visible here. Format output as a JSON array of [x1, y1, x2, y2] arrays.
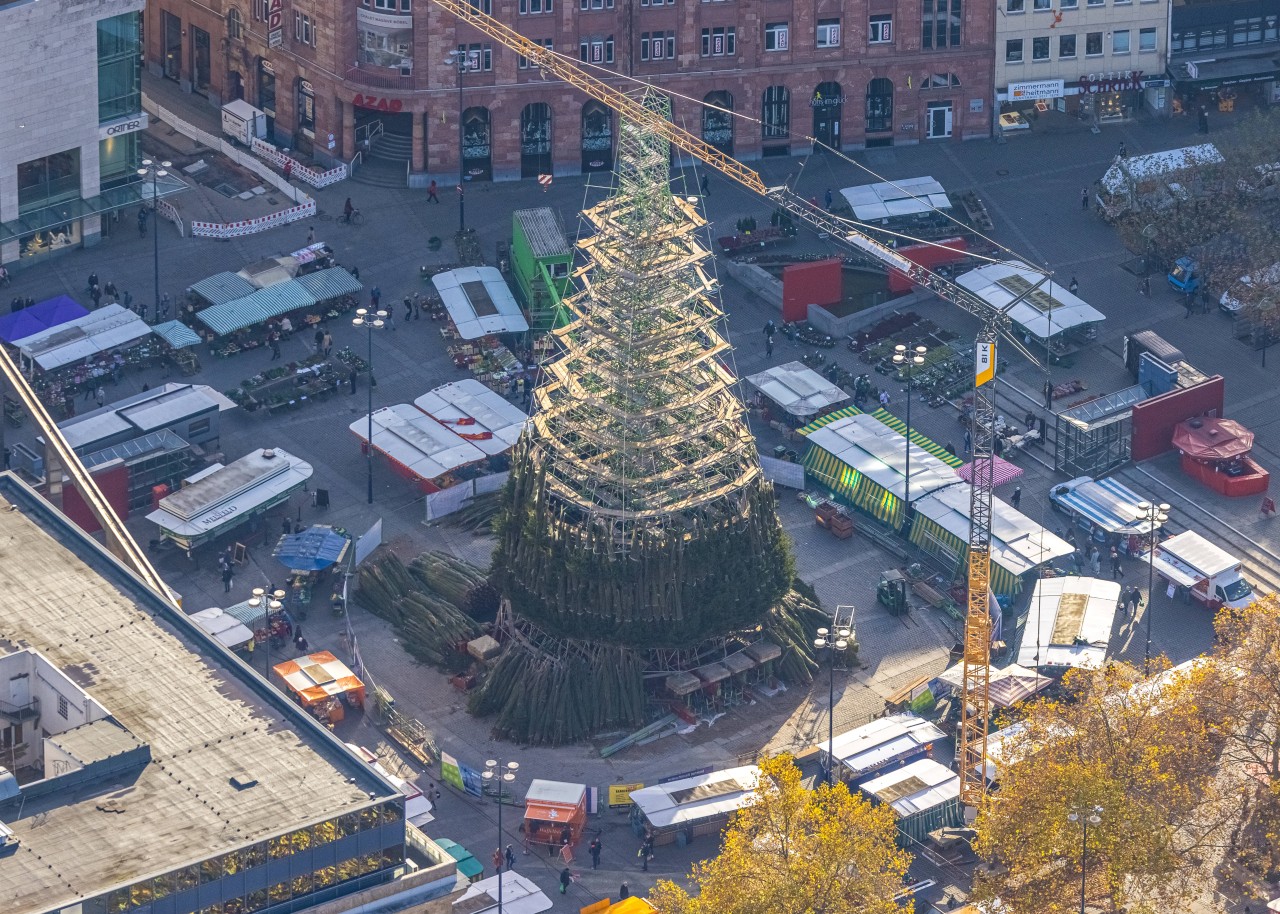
[[99, 133, 140, 191], [98, 13, 142, 124], [18, 150, 81, 215], [63, 801, 406, 914]]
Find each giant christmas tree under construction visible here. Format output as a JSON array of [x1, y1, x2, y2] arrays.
[[474, 93, 824, 744]]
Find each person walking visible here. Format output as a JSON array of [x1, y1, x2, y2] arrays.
[[404, 296, 414, 321], [87, 271, 99, 293], [1139, 274, 1151, 296], [1198, 106, 1209, 134], [1089, 545, 1101, 576], [94, 386, 105, 409], [90, 284, 101, 309], [160, 293, 171, 320], [640, 834, 654, 872], [1043, 379, 1054, 410], [619, 883, 630, 900], [269, 331, 281, 360], [103, 280, 118, 303], [1110, 546, 1124, 580], [427, 180, 440, 203], [349, 367, 358, 394], [824, 188, 834, 210], [122, 290, 133, 313], [315, 327, 325, 352], [879, 389, 890, 408], [504, 845, 515, 871], [492, 848, 504, 873], [765, 333, 773, 358], [963, 427, 972, 456], [1068, 276, 1079, 295], [371, 286, 381, 309], [559, 868, 572, 895], [222, 563, 235, 593], [1118, 142, 1127, 160], [1081, 186, 1090, 210], [1184, 290, 1195, 318], [700, 174, 709, 197], [1024, 409, 1036, 431], [589, 838, 601, 869], [138, 206, 149, 236], [1128, 585, 1142, 617], [322, 330, 333, 356], [306, 225, 315, 244], [1011, 485, 1022, 509]]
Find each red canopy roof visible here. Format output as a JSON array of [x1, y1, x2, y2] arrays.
[[1172, 417, 1255, 461]]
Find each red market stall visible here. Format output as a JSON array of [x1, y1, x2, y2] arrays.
[[349, 403, 487, 494], [523, 779, 587, 852], [272, 650, 366, 725], [1173, 417, 1269, 497]]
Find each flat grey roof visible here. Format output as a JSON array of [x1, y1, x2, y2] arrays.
[[45, 719, 144, 766], [0, 475, 397, 914]]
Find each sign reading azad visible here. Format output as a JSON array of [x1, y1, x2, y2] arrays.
[[268, 0, 284, 48]]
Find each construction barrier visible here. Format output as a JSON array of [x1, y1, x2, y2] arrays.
[[250, 137, 347, 189], [190, 197, 317, 239], [156, 199, 185, 238]]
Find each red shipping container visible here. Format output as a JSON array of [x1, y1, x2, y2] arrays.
[[888, 237, 969, 294], [61, 462, 131, 536], [1130, 376, 1225, 462], [782, 258, 842, 322]]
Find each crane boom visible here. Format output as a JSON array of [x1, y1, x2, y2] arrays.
[[434, 0, 1047, 806]]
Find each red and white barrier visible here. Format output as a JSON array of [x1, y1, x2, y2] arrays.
[[191, 197, 317, 239], [251, 137, 347, 188]]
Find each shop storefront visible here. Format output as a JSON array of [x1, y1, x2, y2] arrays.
[[1170, 57, 1280, 115], [811, 81, 843, 152], [999, 78, 1065, 131], [1078, 70, 1145, 122]]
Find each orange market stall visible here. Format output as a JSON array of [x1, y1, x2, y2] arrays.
[[273, 650, 366, 726], [523, 779, 587, 854]]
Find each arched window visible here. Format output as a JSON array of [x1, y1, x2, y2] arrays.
[[226, 8, 243, 40], [521, 102, 552, 178], [581, 101, 613, 172], [761, 86, 789, 141], [702, 90, 733, 155], [866, 78, 893, 133]]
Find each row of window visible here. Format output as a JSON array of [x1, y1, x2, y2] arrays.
[[1171, 16, 1280, 54], [1008, 0, 1158, 9], [1005, 28, 1155, 62]]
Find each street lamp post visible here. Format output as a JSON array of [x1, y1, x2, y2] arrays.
[[813, 627, 850, 786], [137, 159, 172, 319], [1136, 500, 1170, 673], [482, 759, 519, 914], [352, 308, 387, 504], [444, 50, 473, 233], [892, 344, 927, 517], [248, 589, 285, 674], [1067, 805, 1102, 914]]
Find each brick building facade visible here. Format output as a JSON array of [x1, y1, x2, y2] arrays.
[[144, 0, 994, 182]]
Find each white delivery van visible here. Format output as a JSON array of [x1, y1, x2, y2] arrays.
[[221, 100, 268, 145], [1143, 530, 1254, 611]]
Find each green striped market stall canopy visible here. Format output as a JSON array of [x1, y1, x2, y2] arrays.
[[800, 412, 961, 532], [798, 405, 963, 469]]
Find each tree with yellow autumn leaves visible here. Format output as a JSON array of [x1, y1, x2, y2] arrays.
[[649, 753, 911, 914], [972, 661, 1234, 914]]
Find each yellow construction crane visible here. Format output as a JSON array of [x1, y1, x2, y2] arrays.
[[432, 0, 1050, 806]]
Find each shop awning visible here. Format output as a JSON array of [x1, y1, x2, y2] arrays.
[[14, 304, 154, 371], [433, 266, 529, 339], [295, 266, 363, 302], [273, 524, 350, 572], [256, 282, 317, 319], [436, 839, 484, 881], [196, 298, 272, 336], [956, 261, 1106, 339], [745, 361, 849, 418], [956, 456, 1024, 488], [1171, 55, 1280, 91], [151, 320, 202, 349], [189, 607, 255, 650], [934, 663, 1050, 709], [189, 271, 258, 306], [273, 650, 365, 704], [413, 378, 529, 456], [1100, 143, 1223, 194], [0, 295, 89, 343]]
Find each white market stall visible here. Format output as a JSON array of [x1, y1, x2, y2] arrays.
[[628, 765, 760, 846], [145, 447, 313, 551], [744, 361, 850, 422], [189, 607, 255, 650], [859, 758, 963, 846], [433, 266, 530, 339], [840, 177, 952, 221], [801, 412, 961, 532], [910, 483, 1074, 595], [1017, 575, 1121, 671], [814, 714, 946, 786], [413, 378, 529, 456], [13, 304, 155, 375], [933, 662, 1051, 709], [956, 262, 1105, 350], [350, 403, 487, 494], [453, 872, 552, 914]]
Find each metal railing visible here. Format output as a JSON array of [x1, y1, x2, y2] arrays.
[[344, 64, 432, 91]]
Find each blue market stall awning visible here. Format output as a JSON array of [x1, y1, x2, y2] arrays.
[[0, 295, 89, 343], [273, 525, 350, 572], [151, 320, 202, 349], [189, 271, 258, 306], [296, 266, 363, 302], [196, 297, 272, 337]]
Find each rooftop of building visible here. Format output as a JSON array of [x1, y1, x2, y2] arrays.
[[0, 473, 398, 914]]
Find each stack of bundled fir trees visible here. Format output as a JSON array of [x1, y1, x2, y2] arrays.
[[470, 92, 828, 744]]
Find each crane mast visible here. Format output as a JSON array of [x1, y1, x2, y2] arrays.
[[428, 0, 1029, 807]]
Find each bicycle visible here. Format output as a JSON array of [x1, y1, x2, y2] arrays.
[[341, 209, 364, 227]]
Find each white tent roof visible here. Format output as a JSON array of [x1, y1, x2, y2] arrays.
[[913, 483, 1074, 577], [841, 176, 951, 221], [745, 361, 849, 418], [1100, 143, 1223, 194], [628, 765, 759, 829], [146, 448, 313, 538], [349, 404, 486, 481], [956, 262, 1105, 339], [934, 663, 1051, 709], [1017, 575, 1121, 670], [413, 379, 528, 456], [524, 779, 586, 807], [454, 872, 551, 914], [189, 607, 255, 649], [432, 266, 529, 339], [805, 413, 960, 504], [860, 759, 960, 818], [14, 304, 154, 371], [1144, 530, 1239, 585], [815, 714, 945, 776]]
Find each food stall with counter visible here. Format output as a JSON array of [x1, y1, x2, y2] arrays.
[[350, 404, 488, 494], [1173, 416, 1269, 497], [814, 714, 946, 787], [523, 779, 587, 853], [434, 267, 531, 394], [272, 650, 365, 725], [956, 261, 1105, 359], [744, 361, 850, 426], [145, 446, 313, 552], [858, 758, 963, 846], [628, 766, 760, 847]]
